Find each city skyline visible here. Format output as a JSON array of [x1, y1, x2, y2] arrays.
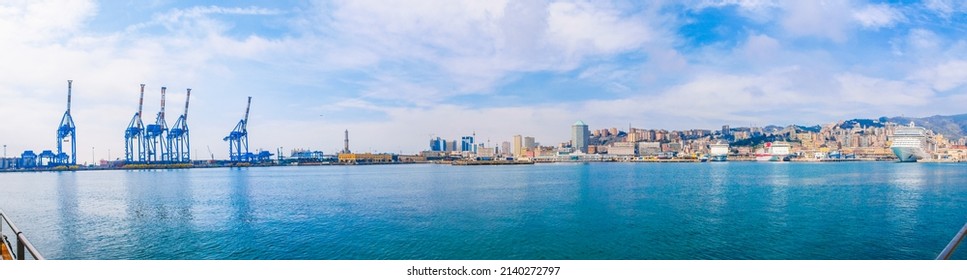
[[2, 1, 967, 162]]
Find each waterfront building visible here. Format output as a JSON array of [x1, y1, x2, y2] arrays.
[[572, 120, 590, 153], [662, 142, 683, 155], [639, 142, 661, 156], [337, 153, 393, 164], [476, 147, 496, 160], [0, 157, 16, 169], [609, 142, 637, 156], [290, 149, 326, 160], [513, 135, 523, 158]]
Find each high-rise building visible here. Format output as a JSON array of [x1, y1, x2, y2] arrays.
[[461, 136, 475, 152], [513, 135, 523, 158], [429, 137, 447, 151], [572, 120, 589, 153], [501, 141, 511, 156], [524, 136, 535, 150], [722, 125, 730, 136]]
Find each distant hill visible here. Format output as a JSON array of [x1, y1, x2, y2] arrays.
[[841, 118, 885, 129], [889, 114, 967, 139]]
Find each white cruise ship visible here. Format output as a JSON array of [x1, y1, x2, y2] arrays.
[[709, 141, 729, 161], [890, 122, 929, 162]]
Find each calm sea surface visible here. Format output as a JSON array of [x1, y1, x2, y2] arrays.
[[1, 162, 965, 260]]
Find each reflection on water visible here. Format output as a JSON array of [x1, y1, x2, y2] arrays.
[[704, 163, 728, 221], [887, 164, 926, 244], [56, 173, 78, 259]]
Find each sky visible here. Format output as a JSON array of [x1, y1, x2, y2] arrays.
[[1, 0, 966, 163]]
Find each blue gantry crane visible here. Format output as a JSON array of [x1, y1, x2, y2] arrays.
[[224, 96, 251, 162], [168, 88, 191, 163], [144, 87, 170, 163], [56, 80, 76, 166], [125, 84, 146, 162]]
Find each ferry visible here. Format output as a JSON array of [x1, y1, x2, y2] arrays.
[[755, 142, 791, 162]]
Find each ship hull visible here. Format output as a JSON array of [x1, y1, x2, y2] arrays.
[[710, 155, 727, 162], [891, 146, 925, 162], [755, 154, 789, 162]]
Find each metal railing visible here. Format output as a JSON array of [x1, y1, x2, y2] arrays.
[[937, 221, 967, 260], [0, 209, 45, 260]]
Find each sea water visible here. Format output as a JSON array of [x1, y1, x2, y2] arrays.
[[1, 162, 965, 260]]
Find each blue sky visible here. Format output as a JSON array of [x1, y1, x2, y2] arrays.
[[1, 0, 966, 162]]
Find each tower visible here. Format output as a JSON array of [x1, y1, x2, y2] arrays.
[[572, 120, 589, 153], [341, 130, 351, 154]]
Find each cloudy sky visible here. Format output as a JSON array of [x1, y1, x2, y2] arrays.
[[1, 0, 966, 162]]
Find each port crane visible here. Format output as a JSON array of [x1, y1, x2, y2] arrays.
[[56, 80, 76, 165], [224, 96, 251, 162], [168, 88, 191, 163], [144, 87, 170, 162], [124, 84, 146, 162]]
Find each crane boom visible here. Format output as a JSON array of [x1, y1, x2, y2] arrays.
[[243, 96, 252, 127], [160, 87, 167, 119], [138, 84, 145, 117], [66, 80, 73, 113], [184, 88, 191, 120]]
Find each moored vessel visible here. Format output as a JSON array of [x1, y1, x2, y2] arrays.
[[709, 141, 729, 162], [890, 122, 928, 162], [755, 142, 791, 162]]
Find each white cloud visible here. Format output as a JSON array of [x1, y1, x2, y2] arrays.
[[546, 1, 652, 57], [703, 1, 905, 41], [314, 0, 661, 99], [835, 73, 933, 107], [912, 60, 967, 92], [779, 0, 854, 42], [853, 4, 904, 29], [924, 0, 967, 18], [0, 0, 97, 43], [740, 33, 780, 62]]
